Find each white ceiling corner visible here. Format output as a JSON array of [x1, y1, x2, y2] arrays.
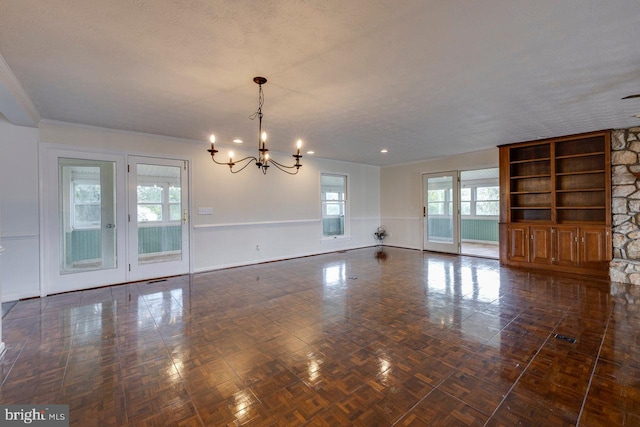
[[0, 53, 40, 127]]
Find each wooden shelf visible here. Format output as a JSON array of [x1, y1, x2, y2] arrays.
[[556, 170, 605, 177], [499, 130, 611, 276], [555, 152, 605, 160], [511, 174, 551, 179], [511, 190, 552, 195], [557, 206, 605, 210], [556, 188, 604, 193], [510, 157, 551, 164]]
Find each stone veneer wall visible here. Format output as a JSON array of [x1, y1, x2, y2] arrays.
[[610, 127, 640, 284]]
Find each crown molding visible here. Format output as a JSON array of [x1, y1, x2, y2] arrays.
[[38, 119, 208, 146], [0, 53, 40, 127]]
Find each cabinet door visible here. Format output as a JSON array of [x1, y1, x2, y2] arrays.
[[580, 226, 610, 270], [507, 225, 529, 262], [530, 226, 552, 265], [553, 227, 579, 267]]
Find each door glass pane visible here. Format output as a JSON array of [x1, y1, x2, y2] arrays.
[[427, 176, 454, 244], [59, 158, 117, 273], [136, 164, 182, 265]]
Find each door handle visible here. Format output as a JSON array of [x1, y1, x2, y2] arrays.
[[105, 224, 116, 229], [183, 209, 188, 224]]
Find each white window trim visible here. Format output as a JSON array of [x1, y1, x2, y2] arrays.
[[320, 172, 350, 241], [460, 184, 499, 217]]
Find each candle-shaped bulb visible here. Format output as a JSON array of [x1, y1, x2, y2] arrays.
[[261, 131, 268, 142], [209, 134, 216, 143], [297, 139, 302, 149], [229, 151, 234, 163], [265, 153, 269, 161]]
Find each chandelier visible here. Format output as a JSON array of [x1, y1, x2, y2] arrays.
[[207, 76, 303, 175]]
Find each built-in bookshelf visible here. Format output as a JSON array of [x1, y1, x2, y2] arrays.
[[499, 131, 611, 277], [508, 142, 552, 222]]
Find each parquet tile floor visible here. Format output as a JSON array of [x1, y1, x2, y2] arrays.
[[1, 247, 639, 425]]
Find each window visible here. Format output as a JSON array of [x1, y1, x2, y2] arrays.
[[321, 174, 347, 237], [460, 185, 499, 217], [476, 186, 499, 216], [137, 183, 182, 223], [72, 181, 101, 228], [169, 186, 182, 221], [137, 185, 163, 222], [460, 188, 471, 216], [427, 188, 453, 216]]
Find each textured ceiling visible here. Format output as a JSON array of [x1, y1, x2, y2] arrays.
[[1, 0, 640, 166]]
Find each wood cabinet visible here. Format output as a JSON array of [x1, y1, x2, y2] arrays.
[[580, 226, 610, 270], [499, 131, 611, 277], [553, 226, 578, 267], [504, 224, 610, 275], [530, 226, 552, 265]]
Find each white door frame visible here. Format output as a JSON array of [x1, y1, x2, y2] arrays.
[[41, 148, 128, 295], [422, 171, 460, 254], [127, 156, 190, 281], [40, 146, 192, 297]]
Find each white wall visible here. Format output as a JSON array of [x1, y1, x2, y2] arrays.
[[3, 118, 501, 301], [40, 121, 381, 277], [1, 117, 500, 301], [380, 148, 498, 249], [0, 119, 40, 301]]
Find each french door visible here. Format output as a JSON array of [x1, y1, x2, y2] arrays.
[[44, 151, 128, 294], [423, 171, 460, 254], [128, 157, 189, 281], [43, 149, 189, 295]]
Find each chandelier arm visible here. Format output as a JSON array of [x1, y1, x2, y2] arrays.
[[269, 158, 300, 169], [230, 158, 258, 174], [269, 160, 301, 175], [231, 155, 258, 164], [210, 156, 232, 166], [210, 155, 257, 170]]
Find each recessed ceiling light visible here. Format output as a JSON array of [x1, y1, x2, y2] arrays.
[[233, 139, 243, 144], [306, 150, 315, 155], [380, 149, 388, 153]]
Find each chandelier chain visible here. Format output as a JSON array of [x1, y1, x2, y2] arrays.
[[248, 84, 264, 121]]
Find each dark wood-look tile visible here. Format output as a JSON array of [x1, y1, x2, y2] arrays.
[[579, 374, 626, 426], [488, 389, 579, 427], [126, 401, 201, 427], [62, 383, 127, 427], [1, 247, 638, 425], [403, 389, 488, 426], [490, 372, 584, 426], [438, 370, 508, 416]]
